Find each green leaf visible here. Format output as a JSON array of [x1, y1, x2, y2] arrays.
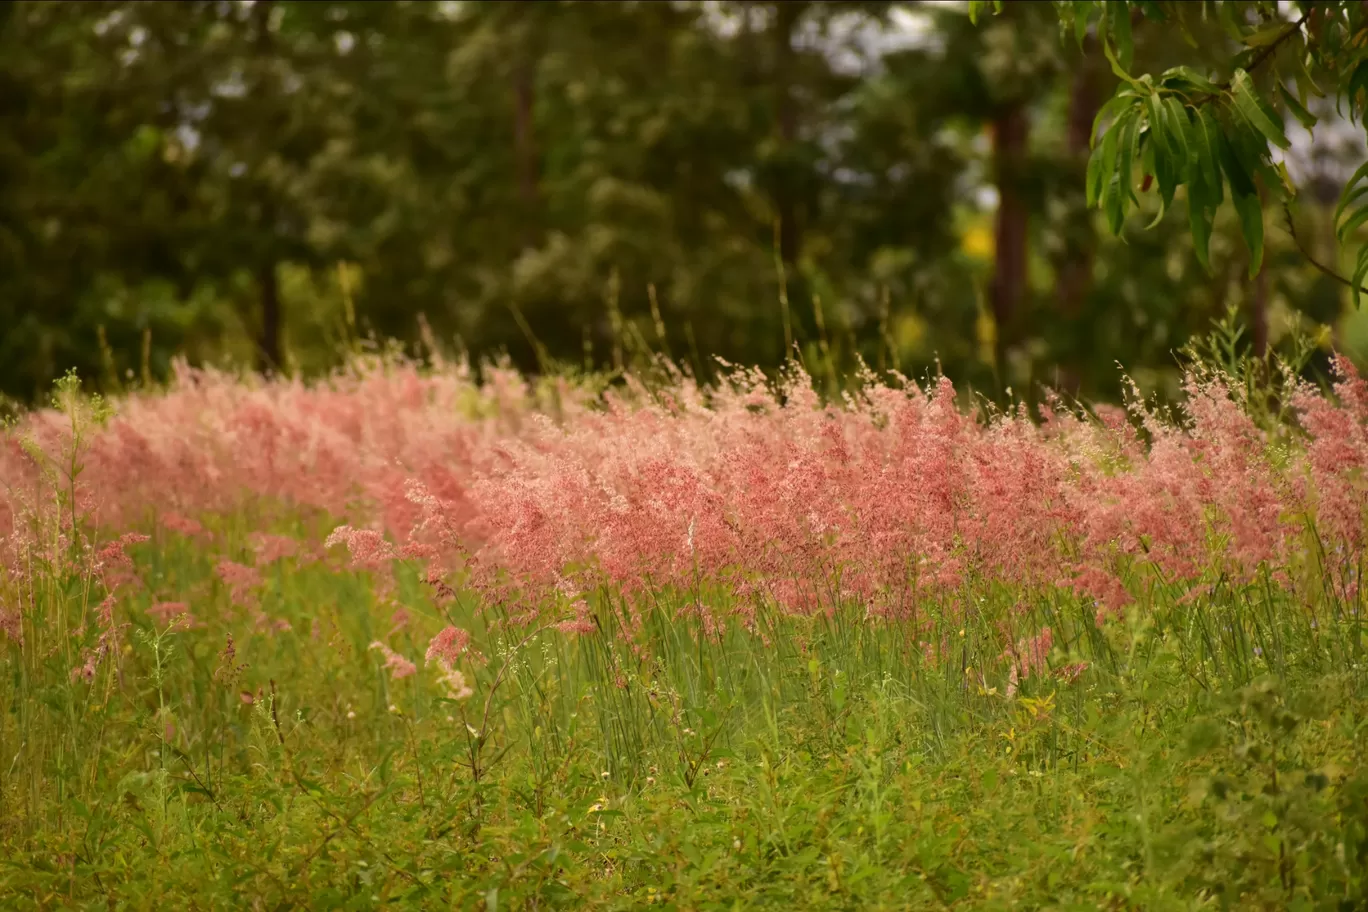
[[1111, 1, 1133, 71], [1293, 36, 1324, 101], [1278, 82, 1317, 130], [1334, 161, 1368, 223], [1217, 1, 1245, 41], [1159, 65, 1222, 96], [1161, 97, 1192, 164], [1232, 69, 1290, 150], [1087, 124, 1117, 207], [1102, 28, 1144, 88], [1336, 201, 1368, 242], [1102, 112, 1141, 234], [1091, 92, 1140, 148], [1189, 107, 1225, 201], [1073, 0, 1092, 46], [1215, 114, 1258, 199], [1349, 60, 1368, 124], [1352, 244, 1368, 307], [1243, 22, 1295, 47], [1188, 179, 1215, 270], [1116, 109, 1141, 207], [1232, 190, 1265, 278], [968, 0, 1002, 25]]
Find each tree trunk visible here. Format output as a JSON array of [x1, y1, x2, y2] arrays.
[[513, 57, 540, 249], [1250, 186, 1269, 358], [990, 103, 1029, 368], [257, 262, 281, 373], [1055, 51, 1103, 393], [1251, 260, 1269, 358], [773, 0, 802, 268]]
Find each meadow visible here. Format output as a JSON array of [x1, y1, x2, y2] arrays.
[[1, 340, 1366, 910]]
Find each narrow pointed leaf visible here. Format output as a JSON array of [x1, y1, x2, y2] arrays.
[[1232, 190, 1265, 278], [1244, 22, 1297, 47], [1073, 0, 1092, 46], [1160, 65, 1222, 95], [1188, 181, 1215, 270], [1279, 82, 1318, 130], [1232, 69, 1291, 149], [1336, 203, 1368, 242], [1112, 1, 1133, 71]]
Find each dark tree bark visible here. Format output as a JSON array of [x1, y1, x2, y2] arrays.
[[989, 103, 1029, 367], [1251, 260, 1269, 358], [513, 57, 540, 249], [1055, 49, 1104, 393], [773, 0, 802, 268]]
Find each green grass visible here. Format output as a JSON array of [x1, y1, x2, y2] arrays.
[[2, 510, 1367, 911]]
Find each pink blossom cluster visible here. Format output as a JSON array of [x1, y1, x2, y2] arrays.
[[0, 355, 1364, 675]]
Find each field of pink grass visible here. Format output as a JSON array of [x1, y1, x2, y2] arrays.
[[3, 353, 1364, 663], [1, 352, 1367, 908]]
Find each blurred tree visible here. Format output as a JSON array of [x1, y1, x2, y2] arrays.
[[972, 1, 1368, 309], [2, 0, 1364, 409]]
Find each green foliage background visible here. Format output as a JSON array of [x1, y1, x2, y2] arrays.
[[4, 0, 1368, 406]]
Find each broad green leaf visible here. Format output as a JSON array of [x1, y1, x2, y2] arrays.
[[1232, 69, 1290, 150], [1278, 82, 1317, 130], [1232, 190, 1264, 278]]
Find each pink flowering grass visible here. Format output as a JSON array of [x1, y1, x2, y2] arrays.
[[2, 353, 1368, 907], [1, 353, 1365, 671]]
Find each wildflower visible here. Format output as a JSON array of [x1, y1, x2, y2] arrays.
[[250, 532, 298, 565], [369, 641, 417, 681], [161, 512, 204, 537], [346, 710, 356, 720], [437, 665, 473, 700], [425, 625, 472, 667], [148, 601, 193, 628], [0, 604, 22, 646], [324, 525, 396, 571], [215, 560, 262, 604]]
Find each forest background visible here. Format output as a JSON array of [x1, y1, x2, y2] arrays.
[[4, 0, 1368, 408]]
